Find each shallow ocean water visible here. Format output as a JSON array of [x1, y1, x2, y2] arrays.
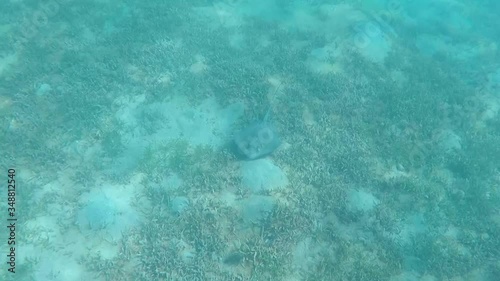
[[2, 0, 500, 280]]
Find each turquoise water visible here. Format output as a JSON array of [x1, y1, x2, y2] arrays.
[[1, 0, 499, 280]]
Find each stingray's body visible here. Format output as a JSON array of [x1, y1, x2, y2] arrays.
[[232, 107, 281, 160]]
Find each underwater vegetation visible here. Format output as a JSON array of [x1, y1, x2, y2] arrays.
[[2, 0, 499, 281]]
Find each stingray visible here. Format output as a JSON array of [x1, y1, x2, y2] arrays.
[[232, 104, 281, 161]]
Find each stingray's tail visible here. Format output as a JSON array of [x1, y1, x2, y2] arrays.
[[264, 83, 282, 123], [264, 105, 272, 123]]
